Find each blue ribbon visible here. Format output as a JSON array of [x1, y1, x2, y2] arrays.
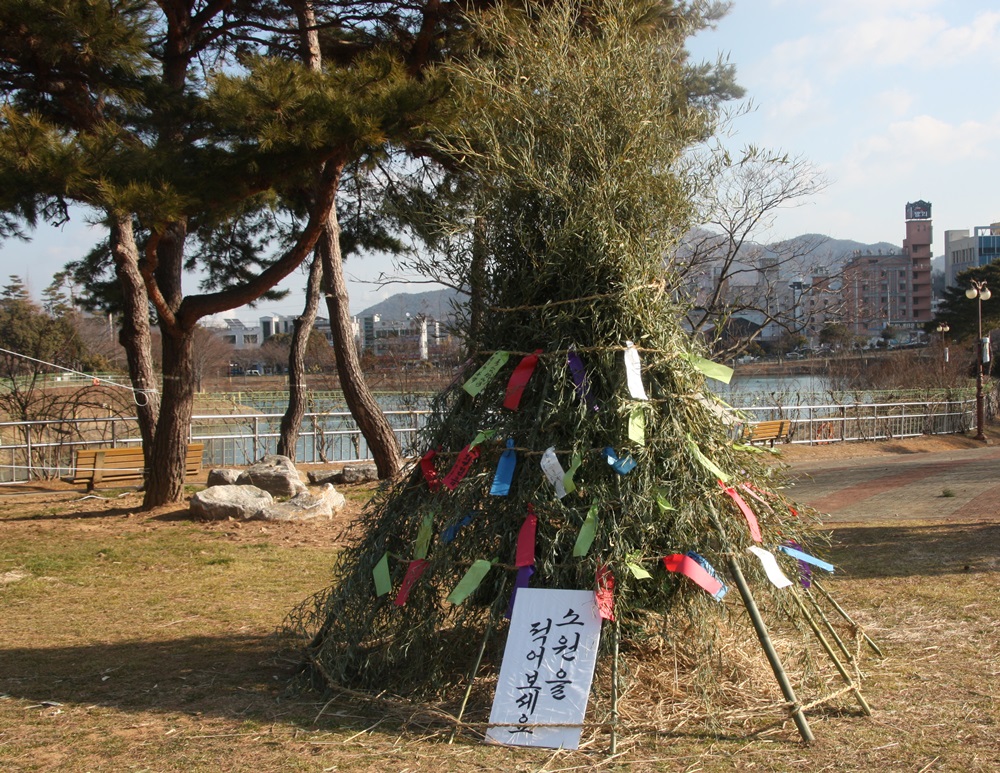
[[490, 438, 517, 496], [603, 446, 637, 475], [686, 551, 728, 601], [778, 545, 835, 573], [441, 513, 474, 545]]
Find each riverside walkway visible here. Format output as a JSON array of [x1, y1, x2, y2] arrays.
[[786, 432, 1000, 524]]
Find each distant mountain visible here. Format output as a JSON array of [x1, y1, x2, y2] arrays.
[[352, 235, 904, 319], [355, 287, 461, 322]]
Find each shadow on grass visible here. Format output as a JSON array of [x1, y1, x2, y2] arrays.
[[828, 520, 1000, 578], [0, 634, 364, 727]]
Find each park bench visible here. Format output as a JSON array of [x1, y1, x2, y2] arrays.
[[741, 419, 793, 447], [62, 444, 204, 491]]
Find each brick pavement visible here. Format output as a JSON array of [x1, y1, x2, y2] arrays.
[[786, 444, 1000, 523]]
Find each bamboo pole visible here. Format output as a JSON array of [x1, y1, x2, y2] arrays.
[[804, 587, 855, 664], [790, 589, 872, 716], [449, 615, 494, 744], [813, 579, 883, 657], [727, 556, 814, 743], [609, 618, 620, 754]]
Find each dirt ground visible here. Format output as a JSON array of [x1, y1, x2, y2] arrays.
[[2, 434, 998, 770]]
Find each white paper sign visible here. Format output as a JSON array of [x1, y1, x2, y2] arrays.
[[487, 588, 603, 749]]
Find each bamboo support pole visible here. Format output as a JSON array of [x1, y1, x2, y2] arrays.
[[814, 579, 883, 657], [790, 589, 872, 716], [804, 587, 855, 664], [727, 556, 815, 743], [610, 618, 620, 755], [449, 615, 494, 744]]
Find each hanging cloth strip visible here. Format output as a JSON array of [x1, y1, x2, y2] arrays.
[[503, 350, 542, 410]]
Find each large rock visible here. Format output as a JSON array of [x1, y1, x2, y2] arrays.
[[207, 468, 241, 487], [338, 463, 379, 484], [307, 469, 340, 486], [254, 484, 347, 522], [307, 463, 379, 485], [190, 485, 273, 521], [237, 455, 306, 497]]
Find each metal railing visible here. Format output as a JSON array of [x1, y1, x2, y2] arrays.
[[738, 398, 976, 445], [0, 409, 431, 484], [0, 397, 980, 484]]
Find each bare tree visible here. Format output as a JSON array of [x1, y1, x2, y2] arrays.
[[677, 147, 831, 356]]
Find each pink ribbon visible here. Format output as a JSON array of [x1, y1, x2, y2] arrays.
[[662, 554, 724, 597]]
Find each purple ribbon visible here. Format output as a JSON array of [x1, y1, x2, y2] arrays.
[[567, 350, 599, 411], [505, 565, 535, 619], [785, 540, 813, 588]]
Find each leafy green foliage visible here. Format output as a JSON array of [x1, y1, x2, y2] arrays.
[[931, 263, 1000, 342], [294, 0, 826, 705]]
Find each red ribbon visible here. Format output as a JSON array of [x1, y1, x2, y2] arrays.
[[720, 481, 762, 543], [420, 449, 442, 492], [503, 349, 542, 410], [662, 554, 724, 597], [394, 559, 430, 606], [442, 444, 481, 491], [595, 564, 615, 621], [515, 505, 537, 568]]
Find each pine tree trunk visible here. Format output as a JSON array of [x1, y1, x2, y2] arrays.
[[143, 326, 195, 507], [278, 253, 324, 458], [318, 193, 402, 479], [109, 215, 160, 463]]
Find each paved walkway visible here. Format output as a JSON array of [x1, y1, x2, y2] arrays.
[[786, 443, 1000, 523]]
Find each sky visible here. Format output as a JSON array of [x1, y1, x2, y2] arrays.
[[3, 0, 998, 319]]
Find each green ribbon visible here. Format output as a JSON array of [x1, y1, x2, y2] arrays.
[[446, 559, 493, 605], [627, 562, 652, 580], [628, 406, 645, 446], [572, 498, 599, 557], [562, 452, 582, 495], [373, 552, 391, 597], [470, 429, 497, 448], [414, 512, 434, 560], [655, 489, 675, 512], [687, 435, 730, 483], [685, 353, 734, 385], [462, 351, 510, 396]]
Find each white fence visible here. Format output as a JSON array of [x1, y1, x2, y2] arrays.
[[0, 398, 978, 485]]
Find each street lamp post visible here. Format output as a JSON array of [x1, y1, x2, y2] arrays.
[[936, 322, 950, 380], [965, 280, 992, 442]]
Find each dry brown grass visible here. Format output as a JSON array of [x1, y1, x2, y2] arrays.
[[1, 476, 998, 771]]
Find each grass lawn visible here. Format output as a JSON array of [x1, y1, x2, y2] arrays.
[[1, 484, 997, 771]]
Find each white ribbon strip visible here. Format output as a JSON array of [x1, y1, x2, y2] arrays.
[[540, 446, 568, 499], [747, 546, 793, 589], [624, 341, 648, 401]]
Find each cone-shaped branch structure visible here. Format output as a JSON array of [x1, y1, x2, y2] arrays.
[[289, 0, 836, 706]]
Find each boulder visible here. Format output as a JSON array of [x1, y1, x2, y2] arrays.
[[237, 455, 306, 497], [339, 463, 379, 484], [307, 463, 379, 485], [190, 485, 273, 521], [253, 484, 347, 522], [307, 469, 340, 486], [207, 468, 241, 487]]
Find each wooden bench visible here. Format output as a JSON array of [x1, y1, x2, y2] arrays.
[[742, 420, 792, 447], [62, 444, 204, 491]]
